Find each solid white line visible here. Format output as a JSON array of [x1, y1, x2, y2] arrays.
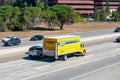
[[70, 61, 120, 80], [83, 54, 94, 58], [35, 65, 51, 70]]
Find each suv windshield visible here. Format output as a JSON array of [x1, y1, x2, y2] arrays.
[[29, 47, 43, 51], [36, 48, 43, 50]]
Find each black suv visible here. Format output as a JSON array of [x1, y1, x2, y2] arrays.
[[4, 38, 21, 46]]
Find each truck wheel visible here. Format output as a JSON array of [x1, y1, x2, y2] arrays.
[[59, 56, 63, 60], [63, 55, 67, 61], [81, 50, 86, 56]]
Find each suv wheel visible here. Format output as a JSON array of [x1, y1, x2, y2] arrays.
[[10, 43, 13, 46]]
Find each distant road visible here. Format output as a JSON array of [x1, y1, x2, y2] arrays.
[[0, 28, 115, 50], [79, 28, 115, 38]]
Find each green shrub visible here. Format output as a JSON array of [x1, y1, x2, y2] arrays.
[[0, 23, 8, 32], [9, 22, 25, 31]]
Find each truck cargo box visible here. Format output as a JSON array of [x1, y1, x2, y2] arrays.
[[43, 35, 86, 60]]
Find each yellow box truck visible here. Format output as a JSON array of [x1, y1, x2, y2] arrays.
[[43, 35, 86, 60]]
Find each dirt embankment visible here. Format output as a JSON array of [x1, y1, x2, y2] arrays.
[[0, 22, 120, 40]]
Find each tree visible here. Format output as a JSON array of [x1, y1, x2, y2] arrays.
[[0, 6, 25, 31], [0, 6, 13, 31], [100, 8, 107, 21], [42, 9, 59, 29], [112, 11, 120, 22], [23, 1, 28, 7], [105, 0, 110, 15], [13, 0, 25, 8], [23, 7, 42, 30], [37, 2, 45, 10], [8, 7, 25, 31], [50, 5, 78, 29], [0, 0, 16, 6], [93, 8, 100, 21], [112, 2, 120, 22]]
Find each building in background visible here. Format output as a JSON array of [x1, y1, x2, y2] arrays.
[[48, 0, 94, 17], [47, 0, 120, 16], [95, 0, 120, 12]]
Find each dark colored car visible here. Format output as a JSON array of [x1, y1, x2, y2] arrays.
[[114, 27, 120, 32], [116, 36, 120, 42], [28, 46, 43, 58], [30, 35, 44, 41], [4, 38, 21, 46]]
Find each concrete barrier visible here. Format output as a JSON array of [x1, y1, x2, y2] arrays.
[[0, 33, 120, 55], [0, 44, 43, 55], [81, 33, 120, 42]]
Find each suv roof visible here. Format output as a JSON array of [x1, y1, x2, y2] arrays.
[[30, 46, 42, 48], [29, 46, 43, 51]]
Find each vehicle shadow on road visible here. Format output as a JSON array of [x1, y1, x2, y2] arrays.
[[22, 56, 56, 63], [113, 40, 120, 43], [22, 53, 77, 63]]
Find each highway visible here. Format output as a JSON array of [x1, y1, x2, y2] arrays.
[[31, 54, 120, 80], [0, 35, 114, 63], [0, 41, 120, 80], [0, 28, 115, 50]]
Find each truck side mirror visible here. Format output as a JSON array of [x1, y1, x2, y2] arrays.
[[81, 44, 84, 47]]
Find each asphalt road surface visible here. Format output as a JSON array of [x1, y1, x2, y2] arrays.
[[0, 36, 114, 63], [0, 28, 115, 50], [28, 42, 120, 80], [30, 54, 120, 80], [0, 41, 120, 80]]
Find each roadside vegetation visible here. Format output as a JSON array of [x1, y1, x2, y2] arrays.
[[93, 1, 120, 22], [0, 0, 120, 32], [0, 0, 86, 32]]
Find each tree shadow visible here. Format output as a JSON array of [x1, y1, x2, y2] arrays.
[[48, 0, 58, 5], [32, 27, 60, 31]]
